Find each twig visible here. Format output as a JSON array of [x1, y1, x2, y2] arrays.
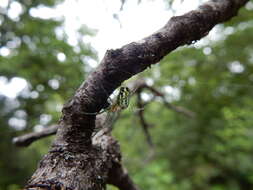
[[12, 113, 118, 147], [12, 125, 59, 147], [136, 88, 154, 147], [140, 84, 196, 118]]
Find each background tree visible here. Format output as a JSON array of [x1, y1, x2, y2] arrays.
[[0, 0, 96, 189]]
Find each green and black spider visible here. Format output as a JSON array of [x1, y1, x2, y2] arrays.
[[84, 86, 131, 115], [82, 86, 132, 136]]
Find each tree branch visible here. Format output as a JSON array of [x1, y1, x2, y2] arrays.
[[108, 163, 140, 190], [140, 84, 196, 118], [23, 1, 249, 189], [12, 112, 118, 147], [12, 125, 59, 147], [136, 88, 154, 147]]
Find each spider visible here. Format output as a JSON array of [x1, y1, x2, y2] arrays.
[[82, 86, 131, 136], [83, 86, 131, 115]]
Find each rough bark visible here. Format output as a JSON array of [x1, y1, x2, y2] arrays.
[[24, 0, 249, 190]]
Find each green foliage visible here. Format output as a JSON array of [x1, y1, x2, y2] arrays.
[[0, 0, 96, 189]]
